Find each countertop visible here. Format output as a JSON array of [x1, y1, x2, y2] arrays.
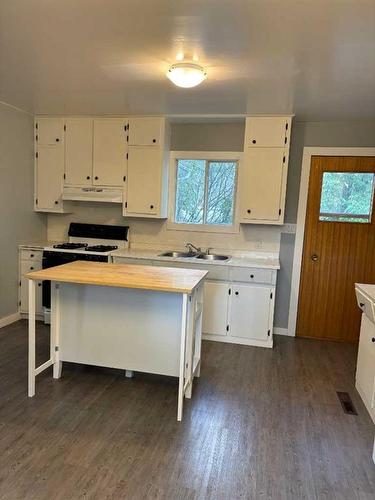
[[111, 248, 280, 270], [356, 283, 375, 302], [26, 261, 207, 294], [19, 241, 62, 250]]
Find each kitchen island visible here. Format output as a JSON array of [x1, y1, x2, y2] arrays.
[[26, 261, 207, 421]]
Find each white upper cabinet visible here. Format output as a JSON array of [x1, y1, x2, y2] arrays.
[[240, 115, 292, 225], [240, 148, 286, 222], [229, 284, 272, 341], [124, 117, 170, 218], [93, 119, 127, 186], [128, 117, 164, 146], [244, 116, 291, 148], [64, 118, 93, 186], [35, 146, 65, 212], [36, 118, 64, 146]]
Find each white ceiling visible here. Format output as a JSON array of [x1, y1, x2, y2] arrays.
[[0, 0, 374, 120]]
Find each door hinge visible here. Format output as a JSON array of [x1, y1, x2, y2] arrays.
[[284, 136, 287, 144], [285, 122, 288, 130], [36, 198, 38, 205], [55, 346, 59, 352], [124, 125, 127, 132], [124, 201, 128, 208], [268, 329, 271, 337], [126, 153, 128, 160], [123, 175, 126, 182], [35, 134, 38, 142], [63, 173, 66, 180], [35, 152, 38, 159], [19, 281, 21, 287], [283, 155, 286, 164], [228, 288, 231, 295], [19, 300, 21, 307], [64, 124, 66, 131], [279, 209, 282, 216], [126, 135, 129, 142], [226, 325, 229, 332], [35, 122, 38, 130], [270, 292, 273, 299]]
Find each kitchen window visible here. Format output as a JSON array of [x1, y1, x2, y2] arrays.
[[168, 152, 240, 232]]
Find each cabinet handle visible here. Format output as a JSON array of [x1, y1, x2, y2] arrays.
[[250, 274, 254, 279], [30, 267, 34, 270], [55, 138, 60, 142], [235, 291, 239, 296], [86, 176, 90, 180], [247, 209, 251, 214], [371, 337, 375, 343], [30, 254, 34, 258], [152, 139, 156, 143], [54, 200, 58, 205], [150, 204, 154, 209], [94, 176, 99, 180], [252, 139, 256, 144]]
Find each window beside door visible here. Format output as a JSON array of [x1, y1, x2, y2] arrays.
[[319, 172, 375, 223]]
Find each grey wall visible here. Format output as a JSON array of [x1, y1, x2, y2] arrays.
[[171, 122, 245, 151], [274, 120, 375, 328], [0, 103, 46, 319]]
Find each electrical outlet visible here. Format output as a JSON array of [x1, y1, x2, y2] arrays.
[[254, 240, 263, 249]]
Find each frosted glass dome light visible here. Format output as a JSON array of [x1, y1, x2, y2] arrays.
[[166, 63, 207, 88]]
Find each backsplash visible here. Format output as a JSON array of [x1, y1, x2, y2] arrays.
[[47, 202, 281, 253]]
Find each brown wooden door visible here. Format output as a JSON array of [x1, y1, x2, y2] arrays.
[[297, 156, 375, 342]]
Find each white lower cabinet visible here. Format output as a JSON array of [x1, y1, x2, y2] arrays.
[[229, 284, 272, 341], [202, 281, 229, 336], [356, 314, 375, 423], [19, 249, 44, 316]]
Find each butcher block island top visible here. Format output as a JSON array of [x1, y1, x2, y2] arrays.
[[26, 260, 207, 294]]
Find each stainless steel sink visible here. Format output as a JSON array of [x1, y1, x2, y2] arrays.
[[195, 254, 230, 261], [158, 251, 197, 258]]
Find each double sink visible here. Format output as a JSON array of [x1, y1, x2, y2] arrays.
[[158, 251, 230, 261]]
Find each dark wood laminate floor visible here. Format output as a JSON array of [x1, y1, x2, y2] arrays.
[[0, 321, 374, 500]]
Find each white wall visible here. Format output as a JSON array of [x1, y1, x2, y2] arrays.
[[0, 102, 47, 319]]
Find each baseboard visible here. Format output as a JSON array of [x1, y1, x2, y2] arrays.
[[274, 327, 294, 337], [0, 311, 21, 329]]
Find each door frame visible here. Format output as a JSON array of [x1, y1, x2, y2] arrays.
[[288, 147, 375, 337]]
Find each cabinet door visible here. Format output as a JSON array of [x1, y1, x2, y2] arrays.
[[20, 278, 43, 314], [36, 118, 64, 146], [128, 117, 163, 146], [35, 146, 64, 211], [125, 146, 162, 215], [240, 148, 285, 222], [356, 315, 375, 413], [229, 284, 271, 340], [245, 117, 289, 147], [65, 119, 93, 186], [93, 119, 127, 186], [202, 282, 229, 336]]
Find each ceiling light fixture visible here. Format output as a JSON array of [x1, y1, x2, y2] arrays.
[[166, 62, 207, 88]]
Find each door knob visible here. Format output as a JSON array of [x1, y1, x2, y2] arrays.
[[311, 254, 319, 262]]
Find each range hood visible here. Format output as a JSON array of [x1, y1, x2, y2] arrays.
[[62, 187, 122, 203]]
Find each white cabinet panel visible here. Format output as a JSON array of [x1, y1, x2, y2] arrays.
[[35, 146, 64, 212], [356, 314, 375, 421], [240, 148, 285, 222], [93, 119, 127, 186], [230, 267, 274, 284], [202, 282, 229, 336], [125, 146, 163, 216], [245, 117, 290, 147], [20, 278, 43, 314], [128, 117, 163, 146], [229, 284, 271, 341], [36, 118, 64, 146], [65, 119, 93, 186]]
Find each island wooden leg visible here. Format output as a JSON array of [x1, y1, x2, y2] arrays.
[[28, 279, 36, 397], [51, 283, 62, 379], [177, 293, 188, 421]]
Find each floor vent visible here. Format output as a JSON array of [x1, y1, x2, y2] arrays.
[[337, 391, 358, 415]]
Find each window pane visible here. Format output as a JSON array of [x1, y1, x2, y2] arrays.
[[206, 162, 236, 225], [175, 159, 205, 224], [319, 172, 374, 223]]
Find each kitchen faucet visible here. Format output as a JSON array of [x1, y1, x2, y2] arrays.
[[185, 242, 202, 254]]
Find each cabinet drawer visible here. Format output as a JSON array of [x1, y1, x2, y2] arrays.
[[153, 260, 229, 281], [356, 289, 375, 324], [21, 260, 42, 275], [20, 249, 43, 261], [230, 267, 273, 284]]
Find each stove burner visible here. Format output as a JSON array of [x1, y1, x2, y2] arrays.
[[53, 243, 88, 250], [85, 245, 118, 253]]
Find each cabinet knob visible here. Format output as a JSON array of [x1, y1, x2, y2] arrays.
[[371, 337, 375, 342], [54, 200, 58, 205], [94, 176, 99, 180], [38, 283, 42, 287], [235, 291, 239, 296], [55, 138, 60, 142], [250, 274, 254, 279], [311, 254, 319, 262], [247, 209, 251, 214], [30, 267, 34, 270], [152, 139, 156, 143], [252, 139, 256, 144], [150, 204, 154, 209], [86, 176, 90, 180], [360, 303, 365, 308], [30, 254, 34, 258]]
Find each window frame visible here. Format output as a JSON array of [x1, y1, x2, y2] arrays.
[[167, 151, 242, 233], [318, 170, 375, 224]]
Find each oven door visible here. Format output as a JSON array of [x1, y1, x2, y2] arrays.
[[42, 251, 108, 308]]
